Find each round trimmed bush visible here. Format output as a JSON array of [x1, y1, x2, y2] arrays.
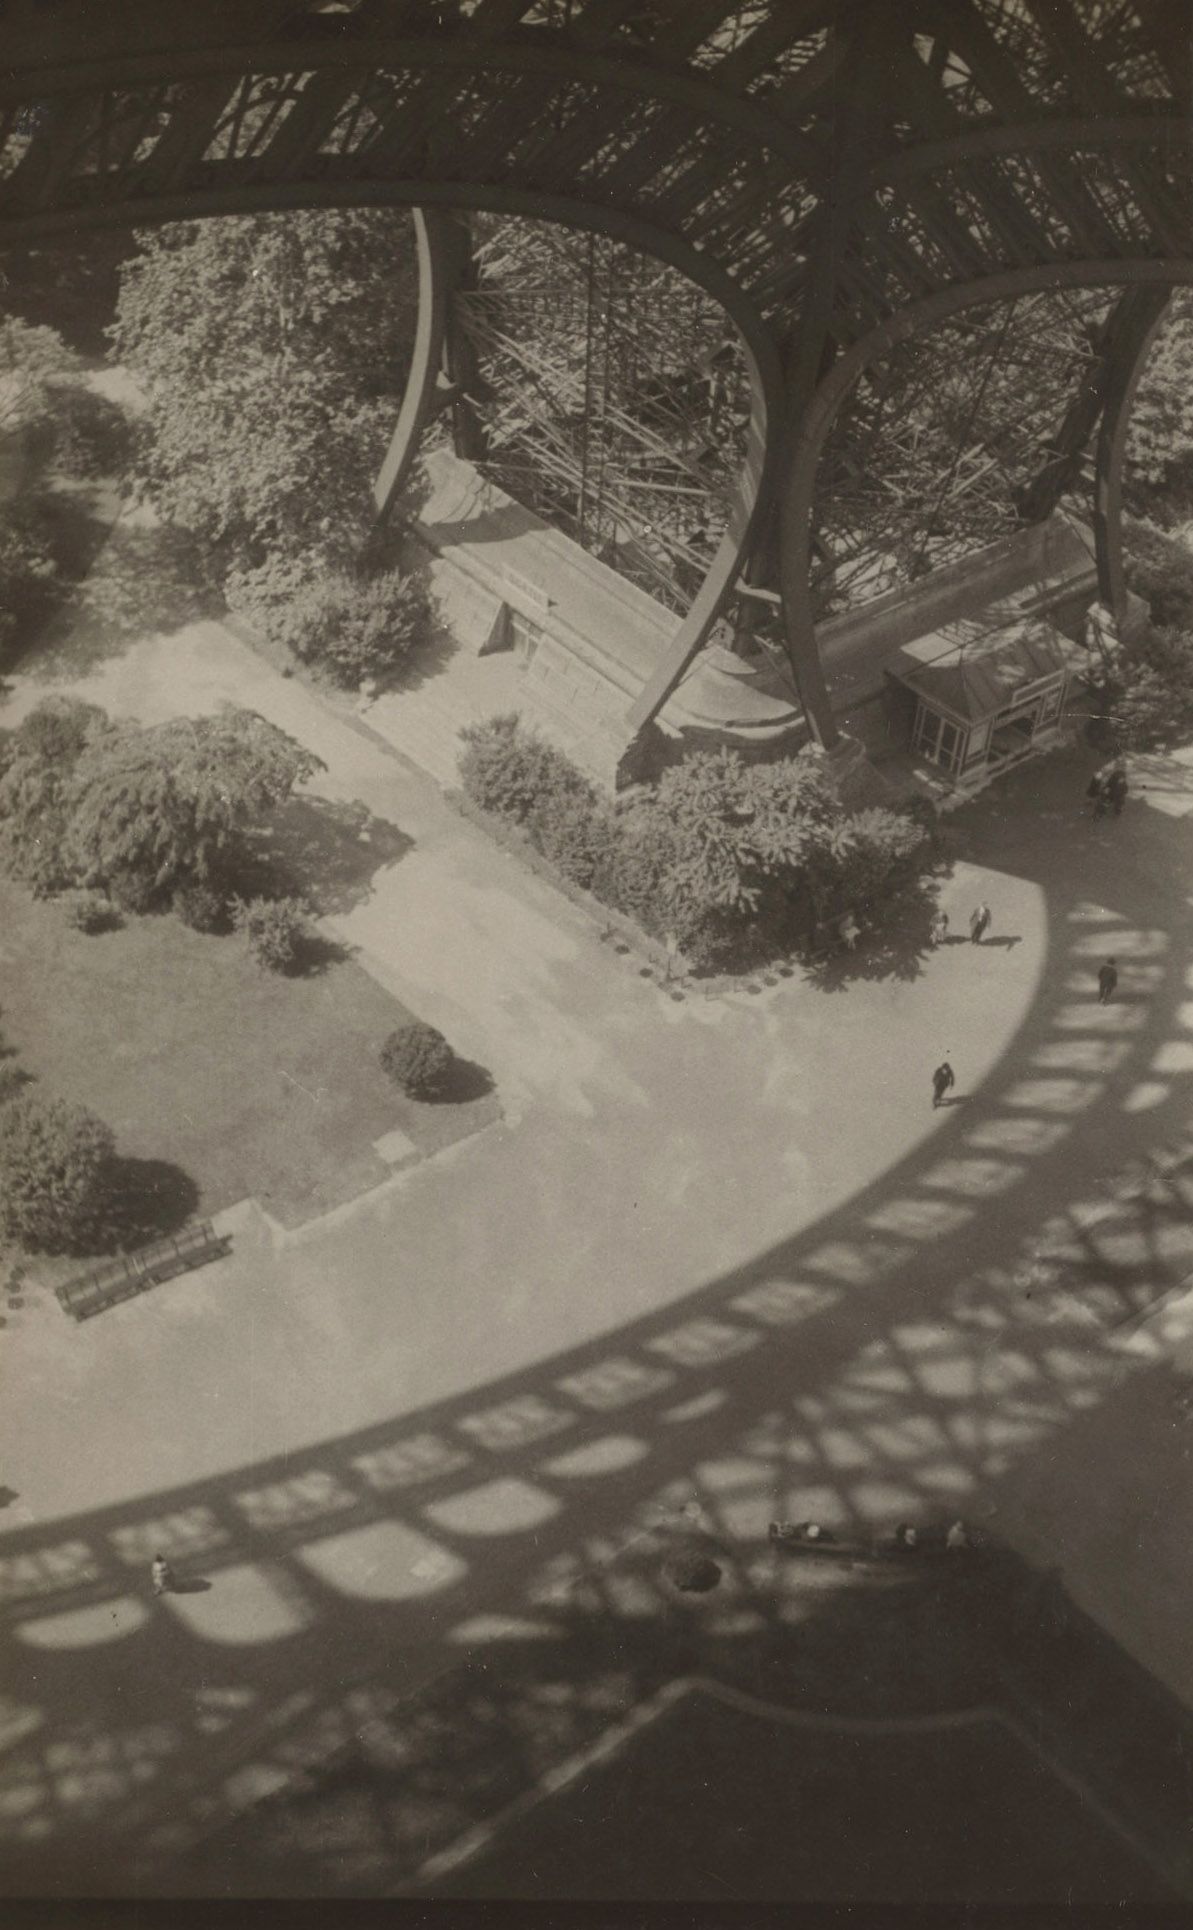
[[174, 882, 228, 933], [0, 1093, 116, 1251], [63, 888, 121, 933], [379, 1021, 454, 1098]]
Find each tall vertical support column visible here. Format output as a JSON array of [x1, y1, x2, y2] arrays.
[[1093, 285, 1171, 630], [776, 5, 888, 752], [373, 207, 480, 524]]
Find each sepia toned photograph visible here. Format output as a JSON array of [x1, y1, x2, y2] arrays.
[[1, 0, 1192, 1917]]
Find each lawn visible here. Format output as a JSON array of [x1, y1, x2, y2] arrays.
[[0, 876, 498, 1233]]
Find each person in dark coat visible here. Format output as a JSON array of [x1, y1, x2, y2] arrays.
[[1097, 958, 1118, 1004], [970, 903, 991, 943], [932, 1061, 956, 1108], [1107, 766, 1129, 816]]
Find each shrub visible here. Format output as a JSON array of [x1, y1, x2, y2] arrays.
[[174, 882, 229, 933], [458, 714, 589, 824], [228, 557, 428, 689], [1124, 521, 1193, 631], [63, 888, 121, 933], [0, 1093, 116, 1252], [379, 1021, 454, 1097], [527, 789, 617, 891], [1103, 624, 1193, 751], [232, 894, 309, 972]]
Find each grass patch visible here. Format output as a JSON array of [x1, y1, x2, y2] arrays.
[[0, 876, 498, 1230]]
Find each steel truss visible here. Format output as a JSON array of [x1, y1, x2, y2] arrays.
[[0, 0, 1189, 755]]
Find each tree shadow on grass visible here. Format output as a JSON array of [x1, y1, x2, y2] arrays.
[[91, 1156, 201, 1256], [423, 1056, 496, 1105], [239, 796, 414, 917]]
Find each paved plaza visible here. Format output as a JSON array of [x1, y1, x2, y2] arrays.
[[3, 600, 1193, 1896]]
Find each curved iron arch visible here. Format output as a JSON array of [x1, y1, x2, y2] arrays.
[[0, 173, 787, 735], [778, 261, 1193, 748], [1, 3, 1190, 753]]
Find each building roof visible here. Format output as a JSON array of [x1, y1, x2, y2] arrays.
[[887, 615, 1072, 726]]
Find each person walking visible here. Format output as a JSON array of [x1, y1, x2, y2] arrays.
[[151, 1553, 174, 1597], [1107, 765, 1129, 817], [930, 909, 949, 948], [970, 903, 991, 944], [932, 1060, 955, 1108], [1088, 772, 1108, 820], [1097, 958, 1118, 1004]]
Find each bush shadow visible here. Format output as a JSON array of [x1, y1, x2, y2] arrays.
[[91, 1156, 201, 1255], [423, 1056, 496, 1105], [801, 880, 943, 993], [28, 522, 219, 681], [288, 929, 355, 979]]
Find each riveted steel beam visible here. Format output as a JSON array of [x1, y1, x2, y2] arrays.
[[778, 260, 1193, 747], [1093, 285, 1172, 627]]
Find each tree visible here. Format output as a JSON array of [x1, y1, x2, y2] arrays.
[[0, 1093, 115, 1251], [1126, 292, 1193, 519], [111, 212, 417, 574], [0, 316, 79, 437], [0, 696, 106, 893], [652, 748, 848, 923], [0, 699, 323, 903], [63, 708, 323, 899]]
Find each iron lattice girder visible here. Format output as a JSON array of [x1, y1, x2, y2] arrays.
[[0, 1, 1190, 748]]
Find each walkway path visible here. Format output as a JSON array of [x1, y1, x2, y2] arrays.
[[2, 588, 1193, 1893]]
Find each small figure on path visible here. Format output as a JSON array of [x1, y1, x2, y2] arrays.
[[970, 903, 991, 944], [932, 1060, 956, 1109], [930, 910, 949, 948], [839, 912, 861, 951], [893, 1523, 919, 1550], [1087, 772, 1108, 819], [151, 1554, 174, 1597], [1107, 765, 1129, 817], [1097, 958, 1118, 1004], [946, 1519, 971, 1553]]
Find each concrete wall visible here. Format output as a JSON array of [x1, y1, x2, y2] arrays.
[[414, 450, 804, 787]]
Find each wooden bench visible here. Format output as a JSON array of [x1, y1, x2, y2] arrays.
[[55, 1220, 230, 1322]]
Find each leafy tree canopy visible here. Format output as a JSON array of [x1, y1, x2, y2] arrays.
[[0, 699, 324, 900], [0, 1092, 115, 1252], [1127, 292, 1193, 511], [110, 211, 417, 571]]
